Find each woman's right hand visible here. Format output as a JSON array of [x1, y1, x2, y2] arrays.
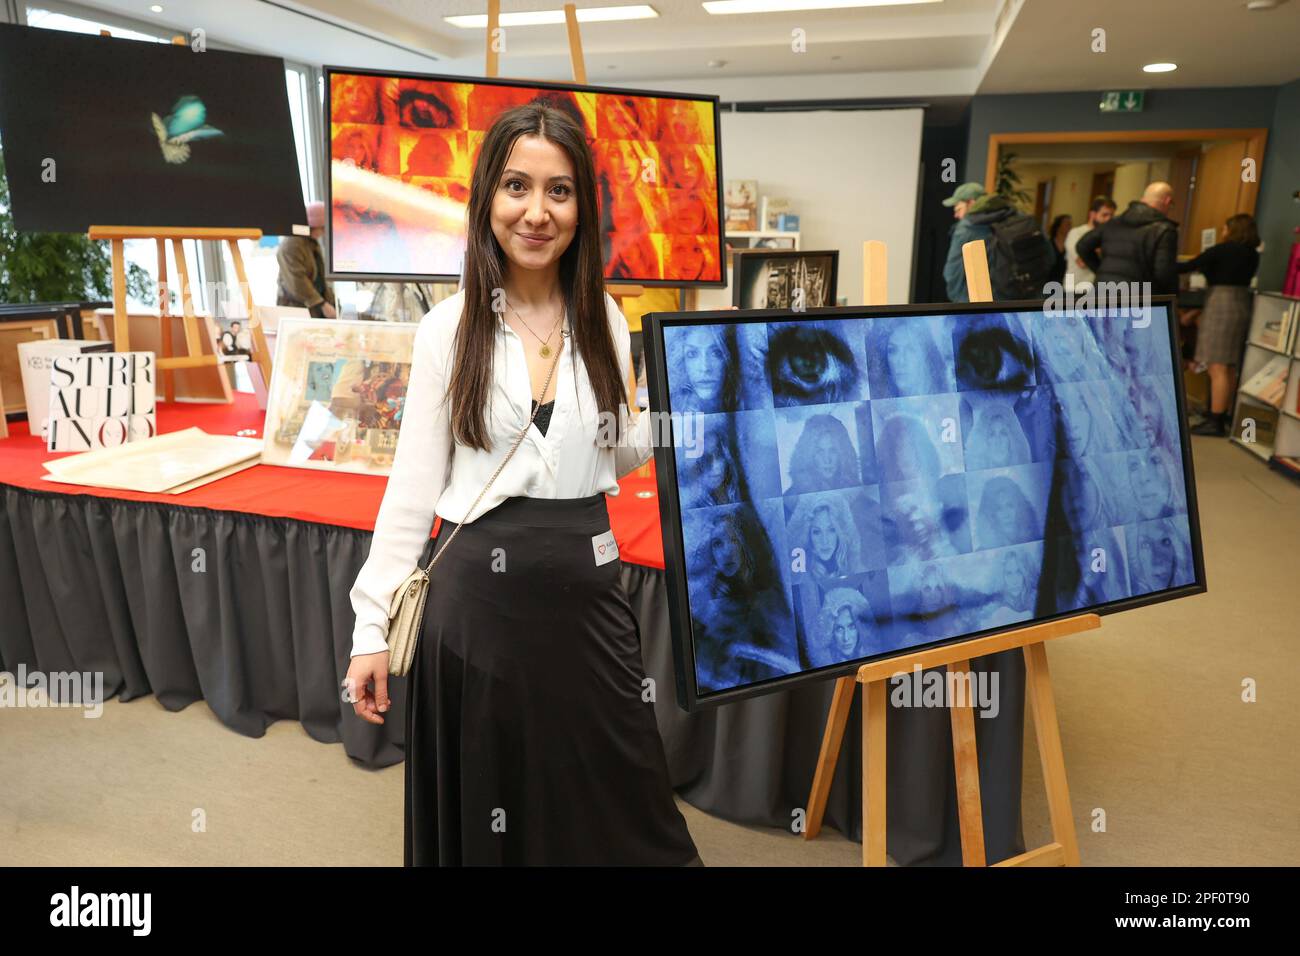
[[345, 652, 392, 724]]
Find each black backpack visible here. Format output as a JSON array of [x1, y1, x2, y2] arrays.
[[986, 212, 1054, 300]]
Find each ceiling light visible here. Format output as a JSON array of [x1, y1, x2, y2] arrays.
[[446, 5, 659, 27], [703, 0, 940, 13], [1142, 62, 1178, 73], [150, 3, 163, 11]]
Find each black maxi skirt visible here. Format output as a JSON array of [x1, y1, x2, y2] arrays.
[[404, 492, 701, 866]]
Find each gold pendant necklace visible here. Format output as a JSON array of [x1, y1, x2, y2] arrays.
[[508, 301, 562, 358]]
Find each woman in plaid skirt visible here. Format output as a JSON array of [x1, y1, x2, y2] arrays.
[[1179, 214, 1260, 436]]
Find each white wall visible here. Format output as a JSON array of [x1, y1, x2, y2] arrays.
[[697, 108, 923, 309]]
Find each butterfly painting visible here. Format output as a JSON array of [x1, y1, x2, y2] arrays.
[[150, 95, 223, 164]]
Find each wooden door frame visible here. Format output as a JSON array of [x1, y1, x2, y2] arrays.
[[986, 128, 1269, 216]]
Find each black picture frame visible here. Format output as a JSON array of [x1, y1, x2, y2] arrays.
[[0, 23, 306, 236], [322, 66, 727, 288], [643, 296, 1206, 712], [731, 248, 839, 309]]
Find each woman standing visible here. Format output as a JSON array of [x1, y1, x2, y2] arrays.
[[1179, 213, 1260, 436], [344, 102, 701, 866]]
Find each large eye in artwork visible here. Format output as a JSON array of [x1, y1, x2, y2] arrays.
[[954, 316, 1034, 391], [398, 88, 455, 128], [766, 326, 859, 404]]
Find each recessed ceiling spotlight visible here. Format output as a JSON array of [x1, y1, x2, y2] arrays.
[[1143, 62, 1178, 73], [150, 3, 163, 11], [707, 59, 727, 68]]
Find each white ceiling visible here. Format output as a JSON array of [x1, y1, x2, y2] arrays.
[[980, 0, 1300, 93], [57, 0, 1300, 95], [70, 0, 1002, 93]]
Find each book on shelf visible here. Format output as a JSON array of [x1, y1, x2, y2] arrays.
[[1240, 355, 1290, 407], [724, 180, 758, 232], [1254, 303, 1296, 351], [760, 196, 794, 232]]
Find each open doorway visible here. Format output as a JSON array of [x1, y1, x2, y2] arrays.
[[986, 128, 1267, 256], [985, 128, 1268, 416]]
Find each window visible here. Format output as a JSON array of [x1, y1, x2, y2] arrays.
[[25, 6, 171, 42]]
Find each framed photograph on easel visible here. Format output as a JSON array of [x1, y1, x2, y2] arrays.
[[261, 318, 416, 476], [732, 249, 838, 310]]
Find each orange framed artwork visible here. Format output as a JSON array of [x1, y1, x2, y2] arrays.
[[324, 68, 725, 287]]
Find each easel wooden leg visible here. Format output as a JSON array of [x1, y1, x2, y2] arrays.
[[157, 238, 175, 402], [862, 678, 888, 867], [564, 4, 587, 84], [110, 238, 129, 349], [803, 675, 855, 840], [485, 0, 500, 77], [1024, 642, 1081, 866], [948, 659, 987, 866], [171, 238, 202, 359]]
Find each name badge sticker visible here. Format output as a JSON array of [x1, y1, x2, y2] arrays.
[[592, 529, 619, 566]]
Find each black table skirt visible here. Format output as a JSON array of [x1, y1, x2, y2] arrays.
[[0, 483, 1026, 865]]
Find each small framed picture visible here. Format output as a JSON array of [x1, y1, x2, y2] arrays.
[[262, 318, 417, 476], [732, 249, 838, 310]]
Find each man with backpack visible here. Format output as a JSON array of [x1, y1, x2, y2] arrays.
[[944, 183, 1055, 302], [1076, 182, 1180, 298]]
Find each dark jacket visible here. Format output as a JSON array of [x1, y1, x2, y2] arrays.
[[1076, 200, 1179, 295], [1177, 241, 1259, 287], [943, 195, 1017, 302], [951, 200, 1060, 304], [276, 235, 334, 311]]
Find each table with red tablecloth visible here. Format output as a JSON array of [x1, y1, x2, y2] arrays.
[[0, 393, 666, 565], [0, 393, 1028, 864]]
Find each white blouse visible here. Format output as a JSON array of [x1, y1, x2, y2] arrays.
[[348, 289, 654, 657]]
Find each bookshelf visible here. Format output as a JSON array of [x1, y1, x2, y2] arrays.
[[1229, 291, 1300, 475], [727, 230, 802, 251]]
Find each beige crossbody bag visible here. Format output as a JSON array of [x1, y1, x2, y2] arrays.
[[385, 338, 565, 677]]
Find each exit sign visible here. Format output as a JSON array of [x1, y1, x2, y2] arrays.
[[1100, 90, 1144, 113]]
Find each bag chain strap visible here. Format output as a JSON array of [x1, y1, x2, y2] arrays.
[[417, 336, 566, 576]]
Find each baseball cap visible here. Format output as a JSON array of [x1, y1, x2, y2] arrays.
[[943, 182, 987, 207]]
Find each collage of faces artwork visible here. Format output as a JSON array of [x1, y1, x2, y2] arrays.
[[329, 72, 721, 282], [666, 309, 1196, 695]]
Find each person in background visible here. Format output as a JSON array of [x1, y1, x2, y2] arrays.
[[1178, 213, 1260, 437], [1076, 182, 1179, 296], [947, 188, 1054, 301], [942, 182, 987, 302], [1047, 214, 1073, 286], [1064, 196, 1116, 290], [277, 200, 336, 317]]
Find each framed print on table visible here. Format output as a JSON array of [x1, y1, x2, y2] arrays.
[[261, 318, 417, 476], [732, 249, 838, 310]]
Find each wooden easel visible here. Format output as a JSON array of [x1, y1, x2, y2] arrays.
[[802, 238, 1090, 867], [484, 0, 649, 404], [86, 226, 274, 403]]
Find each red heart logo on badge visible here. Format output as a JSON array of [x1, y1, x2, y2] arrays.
[[598, 544, 606, 555]]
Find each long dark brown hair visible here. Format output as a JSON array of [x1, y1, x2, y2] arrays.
[[450, 101, 624, 450]]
